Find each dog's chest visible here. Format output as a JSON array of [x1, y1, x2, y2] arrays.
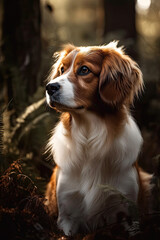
[[50, 113, 143, 229], [51, 114, 142, 197], [53, 115, 109, 170]]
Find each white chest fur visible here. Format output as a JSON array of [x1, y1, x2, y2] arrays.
[[49, 112, 143, 235]]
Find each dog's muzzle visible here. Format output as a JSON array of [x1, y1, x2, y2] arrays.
[[46, 82, 61, 104]]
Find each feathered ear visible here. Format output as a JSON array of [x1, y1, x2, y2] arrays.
[[99, 47, 143, 106]]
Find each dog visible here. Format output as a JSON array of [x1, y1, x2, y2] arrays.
[[45, 42, 152, 236]]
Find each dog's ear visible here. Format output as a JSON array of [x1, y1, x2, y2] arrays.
[[99, 46, 143, 106]]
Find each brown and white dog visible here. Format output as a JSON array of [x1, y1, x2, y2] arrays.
[[45, 42, 151, 235]]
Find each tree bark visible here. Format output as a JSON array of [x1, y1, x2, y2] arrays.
[[2, 0, 41, 115], [103, 0, 136, 39]]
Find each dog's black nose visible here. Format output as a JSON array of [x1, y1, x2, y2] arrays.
[[46, 83, 60, 96]]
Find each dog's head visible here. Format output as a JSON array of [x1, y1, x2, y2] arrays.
[[46, 42, 143, 113]]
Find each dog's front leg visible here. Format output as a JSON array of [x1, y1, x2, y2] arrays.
[[57, 172, 84, 236]]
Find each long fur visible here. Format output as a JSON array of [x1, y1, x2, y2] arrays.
[[45, 42, 152, 236]]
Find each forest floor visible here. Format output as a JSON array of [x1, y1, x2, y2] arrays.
[[1, 160, 160, 240]]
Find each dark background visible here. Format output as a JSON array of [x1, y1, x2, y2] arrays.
[[0, 1, 160, 238]]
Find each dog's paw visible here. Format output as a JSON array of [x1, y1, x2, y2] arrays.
[[57, 217, 79, 236]]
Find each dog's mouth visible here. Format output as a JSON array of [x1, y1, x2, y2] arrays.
[[48, 100, 84, 112], [46, 91, 84, 112]]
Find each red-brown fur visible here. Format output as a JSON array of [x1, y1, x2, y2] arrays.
[[46, 43, 152, 231], [45, 166, 59, 216]]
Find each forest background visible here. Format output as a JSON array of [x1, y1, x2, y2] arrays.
[[0, 0, 160, 239]]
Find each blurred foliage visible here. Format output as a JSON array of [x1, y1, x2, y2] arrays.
[[1, 97, 58, 184]]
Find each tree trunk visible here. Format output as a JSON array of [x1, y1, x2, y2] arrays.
[[103, 0, 136, 39], [2, 0, 41, 115]]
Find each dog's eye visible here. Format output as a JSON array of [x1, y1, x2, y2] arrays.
[[60, 66, 64, 74], [77, 66, 91, 76]]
